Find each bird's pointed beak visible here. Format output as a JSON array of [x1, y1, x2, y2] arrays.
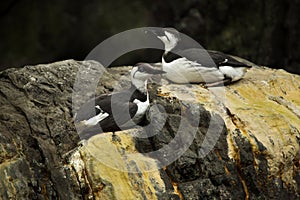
[[147, 29, 158, 36], [148, 68, 166, 75]]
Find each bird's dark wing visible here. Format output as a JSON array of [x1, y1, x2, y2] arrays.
[[174, 48, 217, 68], [103, 101, 138, 130], [75, 90, 134, 122], [173, 48, 252, 68], [74, 94, 111, 122], [163, 51, 183, 63], [207, 50, 252, 68], [75, 91, 140, 138], [78, 101, 138, 139]]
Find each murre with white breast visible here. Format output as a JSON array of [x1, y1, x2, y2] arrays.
[[74, 63, 165, 140], [151, 28, 251, 86]]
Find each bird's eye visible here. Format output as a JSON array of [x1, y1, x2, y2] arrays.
[[139, 67, 145, 72]]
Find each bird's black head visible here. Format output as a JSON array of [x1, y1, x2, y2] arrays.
[[131, 63, 165, 82], [150, 27, 180, 52], [150, 27, 179, 37], [130, 63, 165, 93]]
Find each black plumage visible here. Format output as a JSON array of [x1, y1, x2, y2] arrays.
[[164, 49, 250, 68], [152, 27, 252, 85], [75, 85, 145, 139], [74, 63, 165, 140]]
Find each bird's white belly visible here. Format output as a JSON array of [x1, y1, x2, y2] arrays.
[[120, 100, 148, 129], [163, 58, 224, 83], [120, 97, 150, 129], [132, 99, 149, 123]]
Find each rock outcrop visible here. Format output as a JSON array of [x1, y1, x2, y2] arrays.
[[0, 60, 299, 199]]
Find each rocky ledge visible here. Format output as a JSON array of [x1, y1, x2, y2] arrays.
[[0, 60, 299, 199]]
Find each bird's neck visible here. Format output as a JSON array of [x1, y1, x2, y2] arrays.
[[162, 51, 182, 64], [129, 81, 149, 103], [164, 38, 177, 53], [162, 51, 168, 64], [132, 79, 148, 94]]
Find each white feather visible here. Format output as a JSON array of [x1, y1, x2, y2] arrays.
[[132, 97, 149, 123], [83, 106, 109, 126], [219, 66, 247, 81], [158, 31, 179, 53], [223, 59, 228, 63], [162, 57, 224, 83], [120, 96, 149, 128]]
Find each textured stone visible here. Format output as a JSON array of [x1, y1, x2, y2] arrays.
[[157, 66, 300, 199], [0, 60, 299, 199]]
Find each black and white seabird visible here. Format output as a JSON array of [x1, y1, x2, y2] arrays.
[[75, 63, 166, 140], [152, 28, 251, 86]]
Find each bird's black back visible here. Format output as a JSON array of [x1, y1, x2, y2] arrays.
[[208, 50, 251, 68], [164, 48, 251, 68], [75, 84, 147, 138]]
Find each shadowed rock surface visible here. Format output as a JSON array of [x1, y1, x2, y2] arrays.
[[0, 60, 299, 199]]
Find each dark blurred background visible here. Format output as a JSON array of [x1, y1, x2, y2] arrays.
[[1, 0, 300, 74]]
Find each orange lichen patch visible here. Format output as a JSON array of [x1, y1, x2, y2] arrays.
[[226, 131, 240, 163], [224, 165, 231, 175], [171, 181, 184, 200], [157, 91, 170, 97], [237, 167, 250, 200], [162, 167, 184, 200], [214, 149, 223, 161]]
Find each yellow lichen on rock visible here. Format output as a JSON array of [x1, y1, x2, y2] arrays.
[[224, 67, 300, 190], [71, 130, 166, 200], [158, 66, 300, 191]]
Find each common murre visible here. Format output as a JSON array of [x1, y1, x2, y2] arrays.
[[152, 28, 251, 86], [74, 63, 165, 140]]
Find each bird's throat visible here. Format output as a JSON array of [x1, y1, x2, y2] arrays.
[[132, 79, 148, 94]]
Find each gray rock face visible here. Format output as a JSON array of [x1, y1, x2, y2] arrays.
[[0, 60, 299, 199], [136, 87, 245, 199]]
